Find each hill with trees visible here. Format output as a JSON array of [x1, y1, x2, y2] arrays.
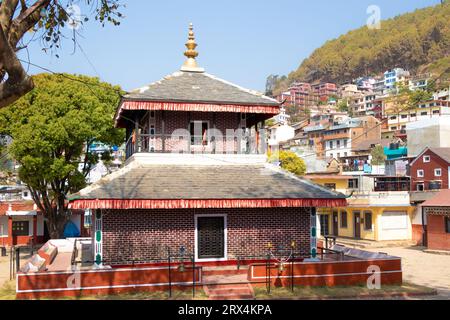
[[270, 2, 450, 95]]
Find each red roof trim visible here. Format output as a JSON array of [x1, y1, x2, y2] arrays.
[[115, 100, 280, 124], [422, 189, 450, 207], [69, 198, 347, 210]]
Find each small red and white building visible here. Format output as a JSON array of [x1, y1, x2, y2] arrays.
[[422, 189, 450, 251], [0, 202, 45, 246]]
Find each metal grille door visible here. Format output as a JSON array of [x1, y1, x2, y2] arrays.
[[197, 217, 225, 259]]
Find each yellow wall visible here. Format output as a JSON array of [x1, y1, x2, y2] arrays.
[[318, 206, 414, 241], [310, 178, 348, 193]]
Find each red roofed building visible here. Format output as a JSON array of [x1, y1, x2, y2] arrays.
[[0, 202, 45, 247], [422, 189, 450, 251]]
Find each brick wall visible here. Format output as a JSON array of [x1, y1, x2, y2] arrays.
[[427, 215, 450, 250], [137, 111, 243, 153], [101, 207, 311, 264]]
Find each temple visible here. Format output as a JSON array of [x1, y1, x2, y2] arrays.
[[69, 24, 346, 266], [16, 25, 403, 300]]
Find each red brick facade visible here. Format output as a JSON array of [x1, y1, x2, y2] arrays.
[[410, 149, 450, 191], [101, 207, 311, 264], [130, 111, 266, 154], [427, 215, 450, 250]]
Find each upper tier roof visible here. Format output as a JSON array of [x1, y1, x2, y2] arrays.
[[115, 24, 280, 127], [124, 71, 279, 106]]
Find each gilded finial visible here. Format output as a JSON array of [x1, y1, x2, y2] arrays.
[[181, 23, 204, 72]]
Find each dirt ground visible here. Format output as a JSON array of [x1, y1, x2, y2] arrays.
[[366, 246, 450, 299], [0, 248, 33, 288]]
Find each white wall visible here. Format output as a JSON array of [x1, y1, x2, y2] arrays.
[[407, 116, 450, 157], [268, 125, 295, 146], [0, 216, 8, 237], [37, 216, 45, 236]]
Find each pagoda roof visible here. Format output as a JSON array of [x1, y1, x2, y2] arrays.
[[68, 163, 346, 210], [115, 71, 280, 127], [124, 71, 279, 106]]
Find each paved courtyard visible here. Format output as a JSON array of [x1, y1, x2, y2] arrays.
[[367, 246, 450, 299]]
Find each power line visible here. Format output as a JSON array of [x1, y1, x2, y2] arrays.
[[17, 59, 126, 97]]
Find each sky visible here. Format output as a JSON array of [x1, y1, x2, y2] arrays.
[[20, 0, 442, 93]]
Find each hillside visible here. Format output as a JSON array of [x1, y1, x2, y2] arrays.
[[272, 2, 450, 95]]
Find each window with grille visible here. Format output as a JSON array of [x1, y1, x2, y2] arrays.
[[197, 217, 225, 259]]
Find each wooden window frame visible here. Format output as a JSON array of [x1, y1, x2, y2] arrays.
[[434, 168, 442, 177], [12, 221, 29, 236], [417, 169, 424, 178]]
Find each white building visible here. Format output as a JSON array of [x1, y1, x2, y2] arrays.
[[407, 114, 450, 157], [388, 101, 450, 133], [384, 68, 410, 91], [433, 87, 450, 101], [268, 124, 295, 148], [275, 106, 290, 125]]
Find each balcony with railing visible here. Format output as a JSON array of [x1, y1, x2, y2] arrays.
[[125, 132, 267, 160], [348, 191, 411, 207]]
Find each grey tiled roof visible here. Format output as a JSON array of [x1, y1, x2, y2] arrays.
[[429, 148, 450, 163], [72, 165, 345, 200], [124, 71, 279, 106]]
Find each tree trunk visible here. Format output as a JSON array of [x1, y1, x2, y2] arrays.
[[0, 24, 34, 108], [46, 207, 70, 239]]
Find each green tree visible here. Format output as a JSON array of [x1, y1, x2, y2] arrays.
[[370, 145, 386, 166], [0, 73, 124, 238], [269, 150, 307, 176], [337, 99, 349, 112], [0, 0, 123, 108]]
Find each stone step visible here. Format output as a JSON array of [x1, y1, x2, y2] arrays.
[[204, 280, 255, 300], [202, 273, 250, 285]]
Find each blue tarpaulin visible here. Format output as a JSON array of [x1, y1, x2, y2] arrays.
[[63, 221, 80, 238]]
